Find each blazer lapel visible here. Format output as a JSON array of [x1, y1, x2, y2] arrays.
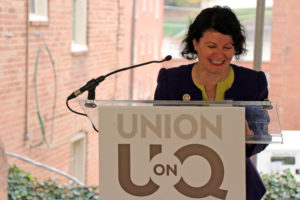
[[179, 64, 203, 100]]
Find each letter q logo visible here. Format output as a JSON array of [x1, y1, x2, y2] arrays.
[[118, 144, 228, 199]]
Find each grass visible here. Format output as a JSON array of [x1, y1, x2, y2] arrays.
[[164, 20, 188, 37], [233, 7, 272, 22], [163, 7, 272, 38]]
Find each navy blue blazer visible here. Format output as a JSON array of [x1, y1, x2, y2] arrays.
[[154, 63, 268, 200]]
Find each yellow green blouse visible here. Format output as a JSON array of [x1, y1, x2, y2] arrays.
[[193, 66, 234, 100]]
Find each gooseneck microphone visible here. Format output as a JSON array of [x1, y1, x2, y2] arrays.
[[66, 55, 172, 132], [67, 55, 172, 101]]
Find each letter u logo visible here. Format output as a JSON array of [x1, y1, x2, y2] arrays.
[[118, 144, 161, 196]]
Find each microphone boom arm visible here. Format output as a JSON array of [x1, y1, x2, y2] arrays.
[[67, 55, 172, 101]]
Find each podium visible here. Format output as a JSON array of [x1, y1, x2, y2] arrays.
[[79, 100, 282, 200]]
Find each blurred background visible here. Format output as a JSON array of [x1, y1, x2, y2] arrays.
[[0, 0, 300, 198]]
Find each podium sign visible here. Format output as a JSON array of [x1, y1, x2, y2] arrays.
[[99, 106, 245, 199]]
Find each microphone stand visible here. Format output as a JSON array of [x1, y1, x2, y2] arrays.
[[85, 81, 97, 108], [66, 55, 172, 132]]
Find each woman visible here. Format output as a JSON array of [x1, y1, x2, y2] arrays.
[[154, 6, 268, 200]]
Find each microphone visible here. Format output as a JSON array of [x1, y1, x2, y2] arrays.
[[67, 55, 172, 101]]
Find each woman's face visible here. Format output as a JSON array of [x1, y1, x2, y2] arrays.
[[193, 30, 235, 75]]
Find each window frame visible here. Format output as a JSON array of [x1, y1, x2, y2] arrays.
[[72, 0, 88, 52], [29, 0, 49, 22], [70, 131, 87, 183]]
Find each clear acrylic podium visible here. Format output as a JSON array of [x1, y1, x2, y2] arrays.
[[79, 100, 282, 144], [79, 100, 282, 199]]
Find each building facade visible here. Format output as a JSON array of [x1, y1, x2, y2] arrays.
[[0, 0, 164, 186]]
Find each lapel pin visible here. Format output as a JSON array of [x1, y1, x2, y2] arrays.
[[183, 94, 191, 101]]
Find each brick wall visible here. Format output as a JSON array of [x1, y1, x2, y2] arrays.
[[0, 0, 164, 187], [131, 0, 165, 100], [0, 0, 117, 185], [263, 0, 300, 130]]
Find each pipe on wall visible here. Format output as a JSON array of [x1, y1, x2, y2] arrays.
[[129, 0, 136, 99], [253, 0, 266, 71], [24, 0, 30, 142]]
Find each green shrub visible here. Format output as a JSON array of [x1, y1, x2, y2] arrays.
[[10, 165, 300, 199], [261, 169, 300, 200], [8, 165, 99, 200]]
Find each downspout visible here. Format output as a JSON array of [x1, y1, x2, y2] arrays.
[[24, 0, 30, 143], [129, 0, 136, 99], [253, 0, 266, 71], [252, 0, 266, 166]]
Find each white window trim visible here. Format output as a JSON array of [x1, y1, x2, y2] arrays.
[[155, 0, 159, 19], [149, 0, 153, 12], [29, 14, 48, 22], [133, 38, 137, 64], [70, 131, 86, 183], [135, 0, 139, 19], [154, 36, 159, 59], [71, 41, 88, 53], [29, 0, 48, 22], [148, 36, 153, 55], [141, 36, 145, 56], [72, 0, 88, 53], [71, 131, 86, 143], [142, 0, 147, 12]]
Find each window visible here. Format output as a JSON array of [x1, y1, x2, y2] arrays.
[[155, 0, 160, 19], [141, 36, 145, 56], [142, 0, 147, 12], [154, 36, 159, 59], [29, 0, 48, 22], [70, 132, 86, 183], [271, 156, 296, 165], [148, 36, 153, 55], [135, 1, 139, 19], [149, 0, 153, 12], [162, 0, 273, 61], [72, 0, 88, 52], [133, 38, 137, 64]]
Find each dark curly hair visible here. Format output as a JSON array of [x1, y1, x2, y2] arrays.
[[181, 6, 247, 60]]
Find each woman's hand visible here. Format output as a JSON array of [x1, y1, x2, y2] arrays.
[[245, 120, 254, 136]]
